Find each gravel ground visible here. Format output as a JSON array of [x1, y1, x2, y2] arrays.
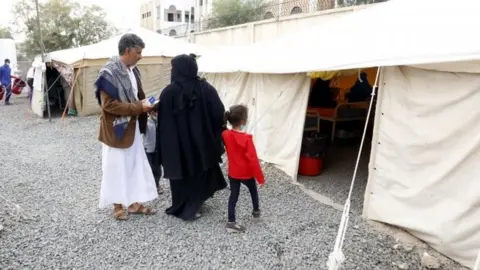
[[298, 142, 371, 216], [0, 98, 467, 269]]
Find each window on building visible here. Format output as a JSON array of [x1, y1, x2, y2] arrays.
[[291, 6, 302, 15], [156, 6, 161, 19], [142, 14, 145, 19], [200, 0, 203, 6], [177, 12, 182, 22], [166, 5, 177, 22], [185, 11, 190, 23], [191, 7, 195, 23]]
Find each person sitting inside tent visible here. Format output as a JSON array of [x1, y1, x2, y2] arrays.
[[347, 72, 372, 103], [308, 78, 337, 108]]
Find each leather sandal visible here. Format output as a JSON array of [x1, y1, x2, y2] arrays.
[[113, 209, 129, 221], [128, 204, 156, 215]]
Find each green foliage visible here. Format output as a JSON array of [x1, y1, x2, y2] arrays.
[[209, 0, 266, 29], [12, 0, 117, 55], [0, 26, 13, 39]]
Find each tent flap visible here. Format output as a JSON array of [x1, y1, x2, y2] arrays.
[[206, 72, 310, 179], [365, 66, 480, 268]]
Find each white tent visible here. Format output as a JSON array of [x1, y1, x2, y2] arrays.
[[48, 28, 202, 66], [197, 0, 480, 268], [32, 28, 202, 117]]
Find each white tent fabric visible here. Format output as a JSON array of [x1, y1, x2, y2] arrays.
[[31, 56, 45, 117], [198, 0, 480, 74], [206, 72, 311, 178], [365, 66, 480, 268], [48, 28, 202, 65]]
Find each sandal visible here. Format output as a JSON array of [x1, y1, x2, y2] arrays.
[[113, 209, 129, 221], [157, 186, 164, 195], [128, 204, 156, 215]]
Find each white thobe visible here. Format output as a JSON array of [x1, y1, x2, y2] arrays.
[[98, 67, 158, 208]]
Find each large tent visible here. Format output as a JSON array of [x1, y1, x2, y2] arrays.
[[31, 28, 201, 117], [197, 0, 480, 268]]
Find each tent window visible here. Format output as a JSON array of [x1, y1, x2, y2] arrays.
[[291, 6, 302, 14], [264, 12, 274, 19]]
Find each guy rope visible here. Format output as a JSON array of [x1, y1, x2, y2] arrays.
[[327, 67, 382, 270]]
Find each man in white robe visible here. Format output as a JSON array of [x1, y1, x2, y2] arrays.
[[94, 33, 158, 220]]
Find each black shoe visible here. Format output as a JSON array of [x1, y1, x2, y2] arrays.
[[252, 210, 261, 218], [226, 222, 246, 233]]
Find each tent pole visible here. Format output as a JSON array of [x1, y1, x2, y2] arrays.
[[35, 0, 51, 122]]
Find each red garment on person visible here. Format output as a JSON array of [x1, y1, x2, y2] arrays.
[[222, 129, 265, 185]]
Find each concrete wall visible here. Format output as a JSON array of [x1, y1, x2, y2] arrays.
[[176, 5, 371, 47]]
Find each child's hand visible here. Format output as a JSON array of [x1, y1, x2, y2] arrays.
[[258, 183, 264, 190]]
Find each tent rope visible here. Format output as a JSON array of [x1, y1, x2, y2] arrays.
[[474, 251, 480, 270], [327, 66, 382, 270]]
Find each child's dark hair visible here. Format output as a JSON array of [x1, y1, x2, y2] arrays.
[[224, 105, 248, 127]]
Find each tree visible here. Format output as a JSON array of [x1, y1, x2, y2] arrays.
[[336, 0, 389, 7], [208, 0, 266, 29], [12, 0, 117, 55], [0, 26, 13, 39]]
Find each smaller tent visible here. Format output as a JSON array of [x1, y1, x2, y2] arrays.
[[32, 28, 202, 117]]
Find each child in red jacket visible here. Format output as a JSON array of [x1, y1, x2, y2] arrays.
[[222, 105, 265, 233]]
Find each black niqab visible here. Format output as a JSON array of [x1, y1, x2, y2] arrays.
[[156, 54, 226, 180]]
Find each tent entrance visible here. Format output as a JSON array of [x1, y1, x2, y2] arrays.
[[297, 67, 378, 214], [44, 64, 69, 117]]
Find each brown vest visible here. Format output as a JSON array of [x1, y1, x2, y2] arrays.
[[97, 67, 148, 149]]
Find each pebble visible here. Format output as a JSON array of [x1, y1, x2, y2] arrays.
[[421, 252, 441, 269]]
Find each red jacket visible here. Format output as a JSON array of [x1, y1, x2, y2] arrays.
[[222, 129, 265, 185]]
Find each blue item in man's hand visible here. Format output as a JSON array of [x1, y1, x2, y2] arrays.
[[148, 96, 156, 105]]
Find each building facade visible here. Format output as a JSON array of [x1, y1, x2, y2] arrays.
[[140, 0, 196, 36], [140, 0, 336, 36]]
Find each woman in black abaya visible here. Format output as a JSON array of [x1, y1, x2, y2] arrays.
[[155, 54, 227, 221]]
